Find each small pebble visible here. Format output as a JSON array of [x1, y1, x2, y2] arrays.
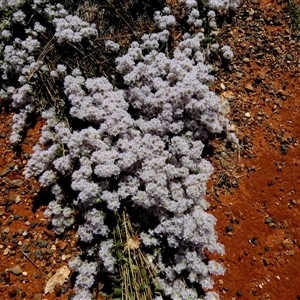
[[38, 240, 48, 248], [35, 249, 42, 259], [245, 83, 254, 92], [15, 195, 21, 204], [8, 288, 17, 298], [30, 222, 38, 228], [236, 290, 243, 297], [226, 225, 234, 233], [8, 265, 23, 275]]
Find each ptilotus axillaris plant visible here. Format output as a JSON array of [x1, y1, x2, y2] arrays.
[[0, 0, 239, 299]]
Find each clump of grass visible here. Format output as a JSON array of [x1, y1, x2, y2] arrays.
[[112, 210, 161, 300]]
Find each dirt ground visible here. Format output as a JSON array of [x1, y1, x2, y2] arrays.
[[207, 0, 300, 299], [0, 0, 299, 299]]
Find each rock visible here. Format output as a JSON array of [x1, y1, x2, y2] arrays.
[[33, 294, 42, 300], [18, 289, 26, 298], [15, 195, 21, 204], [281, 219, 288, 228], [258, 70, 268, 79], [243, 57, 251, 63], [235, 72, 243, 79], [226, 225, 234, 233], [30, 222, 38, 228], [57, 241, 68, 251], [245, 83, 254, 91], [237, 290, 243, 297], [263, 258, 270, 266], [282, 239, 293, 250], [13, 214, 21, 220], [264, 217, 274, 224], [8, 265, 23, 275], [273, 17, 282, 26], [248, 8, 255, 16], [38, 240, 48, 248], [35, 249, 42, 259], [8, 288, 17, 298], [277, 89, 287, 97], [250, 237, 258, 245], [268, 222, 277, 228], [3, 271, 10, 283], [221, 91, 236, 102]]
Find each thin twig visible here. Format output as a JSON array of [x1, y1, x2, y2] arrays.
[[234, 167, 261, 179], [21, 250, 48, 278]]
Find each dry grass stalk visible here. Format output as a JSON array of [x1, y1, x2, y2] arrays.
[[113, 210, 160, 300]]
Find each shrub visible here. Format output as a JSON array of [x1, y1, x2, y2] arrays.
[[0, 0, 240, 299]]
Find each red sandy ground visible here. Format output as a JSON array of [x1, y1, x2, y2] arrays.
[[207, 0, 300, 299], [0, 0, 299, 299]]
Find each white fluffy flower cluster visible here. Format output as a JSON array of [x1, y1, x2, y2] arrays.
[[64, 71, 134, 137], [44, 200, 75, 234], [53, 14, 98, 43], [221, 45, 234, 60], [179, 0, 240, 11], [153, 7, 176, 30], [0, 0, 26, 11], [1, 45, 28, 80], [11, 104, 36, 144], [105, 40, 120, 52], [118, 31, 232, 135], [68, 258, 98, 300], [205, 0, 240, 10], [77, 208, 109, 242], [12, 9, 26, 24]]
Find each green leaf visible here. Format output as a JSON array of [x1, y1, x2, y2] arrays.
[[203, 37, 213, 45], [140, 283, 148, 292], [208, 68, 218, 75], [113, 287, 122, 297], [99, 292, 110, 298], [140, 267, 147, 278]]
